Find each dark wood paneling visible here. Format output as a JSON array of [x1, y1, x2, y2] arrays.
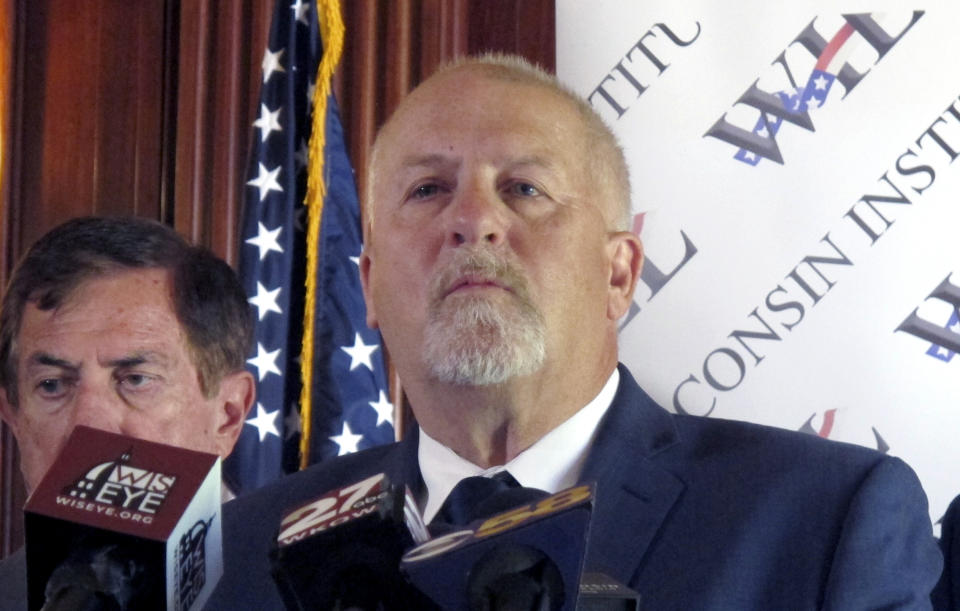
[[173, 0, 273, 264], [14, 0, 169, 249], [0, 0, 19, 560], [467, 0, 555, 69]]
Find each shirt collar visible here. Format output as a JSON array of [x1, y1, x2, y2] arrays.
[[418, 368, 620, 523]]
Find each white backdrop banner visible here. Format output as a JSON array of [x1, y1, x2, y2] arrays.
[[557, 1, 960, 528]]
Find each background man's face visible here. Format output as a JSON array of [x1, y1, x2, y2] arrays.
[[361, 68, 622, 388], [1, 268, 237, 491]]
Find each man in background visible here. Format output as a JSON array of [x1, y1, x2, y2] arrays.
[[0, 216, 256, 610], [210, 54, 942, 609]]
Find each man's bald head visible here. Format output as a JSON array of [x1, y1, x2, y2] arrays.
[[366, 54, 632, 234]]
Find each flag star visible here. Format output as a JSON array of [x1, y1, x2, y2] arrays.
[[247, 163, 283, 202], [291, 0, 310, 25], [295, 138, 309, 170], [369, 390, 394, 427], [248, 342, 282, 381], [341, 333, 379, 371], [246, 403, 281, 442], [253, 103, 283, 142], [814, 74, 829, 90], [294, 205, 307, 233], [249, 282, 283, 320], [741, 151, 756, 162], [350, 255, 360, 267], [284, 403, 302, 440], [948, 318, 960, 333], [755, 125, 769, 138], [261, 47, 285, 83], [936, 346, 952, 358], [246, 222, 283, 260], [330, 422, 363, 456]]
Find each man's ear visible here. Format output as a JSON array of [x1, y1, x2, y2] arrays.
[[606, 231, 644, 321], [359, 249, 379, 329], [212, 370, 255, 458]]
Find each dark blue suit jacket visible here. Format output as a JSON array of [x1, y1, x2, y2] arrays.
[[932, 494, 960, 610], [207, 366, 942, 609]]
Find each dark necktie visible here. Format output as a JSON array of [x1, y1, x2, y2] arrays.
[[430, 471, 548, 535]]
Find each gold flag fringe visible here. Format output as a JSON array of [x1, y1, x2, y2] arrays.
[[299, 0, 345, 469]]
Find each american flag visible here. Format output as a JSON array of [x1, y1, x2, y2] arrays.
[[224, 0, 394, 496]]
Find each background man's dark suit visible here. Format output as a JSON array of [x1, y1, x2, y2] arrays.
[[0, 548, 26, 611], [207, 366, 942, 610]]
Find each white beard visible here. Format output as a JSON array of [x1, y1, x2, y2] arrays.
[[423, 249, 546, 385]]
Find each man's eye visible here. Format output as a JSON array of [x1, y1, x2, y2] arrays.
[[119, 373, 155, 390], [36, 379, 64, 396], [509, 182, 541, 197], [410, 183, 440, 199]]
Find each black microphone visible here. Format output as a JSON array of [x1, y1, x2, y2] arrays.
[[576, 573, 641, 610], [23, 425, 224, 611], [269, 472, 436, 610], [401, 483, 595, 611]]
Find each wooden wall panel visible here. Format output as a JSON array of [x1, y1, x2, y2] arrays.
[[14, 0, 169, 249], [0, 0, 16, 562], [173, 0, 273, 264]]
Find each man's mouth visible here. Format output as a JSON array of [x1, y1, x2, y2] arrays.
[[443, 275, 510, 299]]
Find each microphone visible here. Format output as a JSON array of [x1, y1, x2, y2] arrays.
[[401, 483, 595, 611], [270, 472, 436, 610], [23, 425, 223, 611], [576, 573, 641, 610]]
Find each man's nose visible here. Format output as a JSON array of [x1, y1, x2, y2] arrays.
[[71, 383, 124, 433], [446, 182, 509, 248]]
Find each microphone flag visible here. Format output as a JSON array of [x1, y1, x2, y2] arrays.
[[271, 472, 432, 610], [23, 425, 223, 611]]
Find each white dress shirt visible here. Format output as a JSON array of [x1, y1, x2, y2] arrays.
[[418, 368, 620, 523]]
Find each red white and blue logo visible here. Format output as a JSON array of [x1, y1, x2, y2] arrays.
[[706, 12, 924, 166]]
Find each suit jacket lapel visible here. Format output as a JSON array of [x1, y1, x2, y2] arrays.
[[579, 365, 685, 585], [386, 425, 423, 494]]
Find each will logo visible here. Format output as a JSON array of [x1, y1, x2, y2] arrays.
[[705, 12, 924, 166], [176, 517, 214, 611], [799, 409, 889, 453], [897, 273, 960, 361], [63, 449, 177, 515]]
